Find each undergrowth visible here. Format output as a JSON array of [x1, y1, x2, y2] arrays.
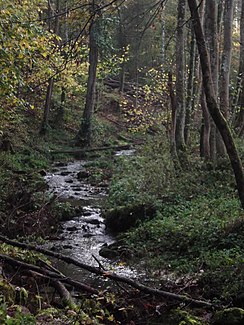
[[107, 136, 236, 208], [107, 135, 244, 305], [123, 194, 244, 301]]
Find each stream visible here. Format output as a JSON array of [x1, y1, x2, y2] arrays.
[[44, 151, 143, 288]]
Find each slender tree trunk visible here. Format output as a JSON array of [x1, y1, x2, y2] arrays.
[[40, 78, 54, 134], [54, 0, 60, 35], [204, 0, 219, 162], [198, 0, 210, 159], [76, 17, 99, 147], [217, 0, 225, 34], [40, 0, 56, 135], [161, 2, 165, 72], [168, 71, 177, 142], [47, 0, 52, 31], [65, 0, 69, 42], [200, 88, 211, 159], [117, 8, 126, 113], [234, 0, 244, 136], [185, 23, 196, 144], [188, 0, 244, 209], [174, 0, 186, 162], [219, 0, 234, 118]]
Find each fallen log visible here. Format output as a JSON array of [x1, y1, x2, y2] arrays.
[[0, 253, 98, 295], [0, 235, 214, 308], [49, 144, 132, 155]]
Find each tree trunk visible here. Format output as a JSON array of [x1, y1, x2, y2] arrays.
[[76, 16, 99, 147], [217, 0, 225, 34], [188, 0, 244, 209], [185, 23, 196, 144], [174, 0, 186, 162], [234, 0, 244, 136], [40, 78, 54, 134], [161, 2, 166, 72], [117, 7, 126, 113], [204, 0, 219, 161], [219, 0, 234, 118], [65, 0, 69, 42], [168, 71, 177, 143], [200, 88, 211, 159], [40, 0, 58, 135]]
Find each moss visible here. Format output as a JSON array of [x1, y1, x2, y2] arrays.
[[0, 279, 15, 304], [167, 309, 205, 325], [213, 308, 244, 325]]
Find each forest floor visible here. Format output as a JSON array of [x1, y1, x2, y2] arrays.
[[0, 112, 244, 324]]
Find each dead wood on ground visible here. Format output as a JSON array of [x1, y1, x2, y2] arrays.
[[0, 235, 215, 308]]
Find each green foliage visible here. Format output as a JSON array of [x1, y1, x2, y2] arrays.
[[121, 68, 169, 133], [0, 282, 15, 305], [0, 243, 49, 265], [0, 1, 62, 122], [213, 308, 244, 325], [107, 136, 175, 207], [106, 134, 244, 301], [0, 304, 36, 325], [90, 117, 119, 147], [168, 309, 205, 325], [123, 193, 244, 299], [107, 134, 238, 208]]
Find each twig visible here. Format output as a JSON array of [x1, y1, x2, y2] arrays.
[[92, 254, 106, 270]]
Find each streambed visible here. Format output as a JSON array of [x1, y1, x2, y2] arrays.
[[44, 153, 142, 287]]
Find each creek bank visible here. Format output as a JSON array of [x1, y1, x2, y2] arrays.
[[103, 204, 157, 233]]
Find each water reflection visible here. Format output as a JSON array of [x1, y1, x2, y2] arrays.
[[44, 158, 141, 285]]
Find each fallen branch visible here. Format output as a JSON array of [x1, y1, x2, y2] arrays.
[[49, 144, 132, 155], [0, 253, 98, 295], [0, 235, 215, 308]]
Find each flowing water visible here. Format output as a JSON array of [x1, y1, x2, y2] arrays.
[[44, 152, 142, 288]]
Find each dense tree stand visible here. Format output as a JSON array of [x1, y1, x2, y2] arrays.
[[188, 0, 244, 209]]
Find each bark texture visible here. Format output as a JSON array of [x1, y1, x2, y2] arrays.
[[185, 23, 196, 144], [219, 0, 234, 118], [235, 0, 244, 136], [206, 0, 219, 161], [175, 0, 186, 160]]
